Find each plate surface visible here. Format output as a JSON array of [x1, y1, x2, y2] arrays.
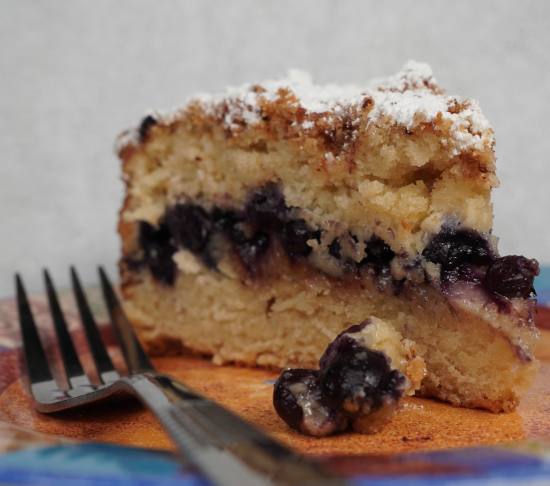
[[1, 271, 550, 484]]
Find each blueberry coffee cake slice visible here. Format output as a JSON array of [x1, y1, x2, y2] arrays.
[[117, 61, 540, 414]]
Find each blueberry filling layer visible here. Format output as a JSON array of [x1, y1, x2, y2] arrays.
[[128, 185, 393, 281], [127, 183, 539, 302], [273, 321, 409, 436]]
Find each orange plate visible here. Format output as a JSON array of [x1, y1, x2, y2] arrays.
[[1, 289, 550, 456]]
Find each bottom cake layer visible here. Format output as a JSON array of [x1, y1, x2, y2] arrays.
[[121, 246, 539, 413]]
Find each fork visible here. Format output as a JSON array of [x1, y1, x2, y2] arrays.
[[15, 267, 348, 486]]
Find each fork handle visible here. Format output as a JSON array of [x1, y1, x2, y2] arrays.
[[120, 371, 347, 486]]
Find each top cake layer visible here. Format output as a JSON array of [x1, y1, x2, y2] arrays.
[[117, 62, 498, 260]]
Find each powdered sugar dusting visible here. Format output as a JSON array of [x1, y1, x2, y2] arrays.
[[117, 61, 493, 154], [377, 60, 440, 93], [369, 90, 449, 129], [195, 68, 364, 128]]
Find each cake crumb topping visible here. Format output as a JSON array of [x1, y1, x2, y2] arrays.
[[116, 61, 494, 155]]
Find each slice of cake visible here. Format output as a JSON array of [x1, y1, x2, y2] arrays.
[[116, 61, 540, 414]]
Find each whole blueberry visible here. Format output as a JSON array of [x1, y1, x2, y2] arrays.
[[319, 348, 405, 417], [485, 255, 540, 298], [328, 239, 342, 259], [422, 227, 494, 269], [166, 204, 211, 252], [278, 219, 320, 257], [273, 368, 348, 437], [246, 184, 287, 231], [318, 321, 370, 370], [138, 115, 157, 141], [361, 237, 395, 266], [138, 221, 177, 285]]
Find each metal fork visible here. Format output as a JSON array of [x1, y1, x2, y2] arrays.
[[15, 267, 347, 486]]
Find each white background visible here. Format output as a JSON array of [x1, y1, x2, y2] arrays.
[[1, 0, 549, 297]]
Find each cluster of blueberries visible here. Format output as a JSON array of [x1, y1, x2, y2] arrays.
[[423, 227, 539, 301], [273, 321, 408, 437]]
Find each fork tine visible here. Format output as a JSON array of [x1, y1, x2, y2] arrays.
[[15, 274, 54, 384], [98, 266, 154, 374], [44, 269, 87, 385], [71, 267, 118, 384]]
